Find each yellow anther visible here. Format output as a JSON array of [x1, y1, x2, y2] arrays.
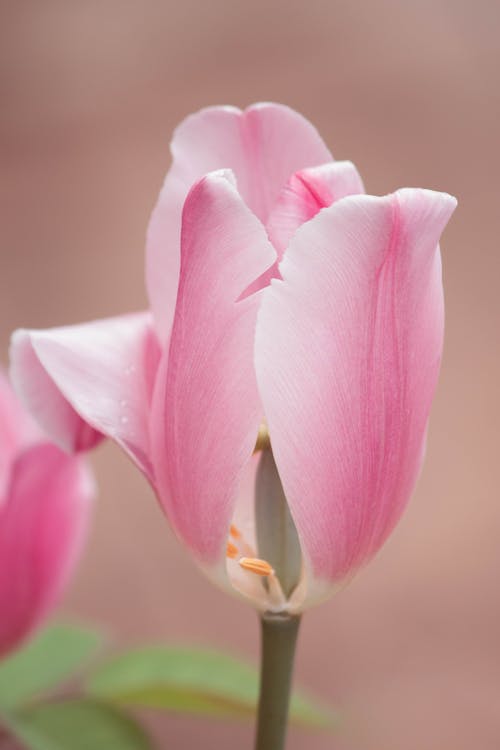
[[229, 524, 241, 539], [254, 420, 271, 453], [239, 557, 274, 577], [226, 542, 239, 559]]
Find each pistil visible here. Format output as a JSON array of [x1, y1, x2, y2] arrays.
[[225, 420, 303, 611]]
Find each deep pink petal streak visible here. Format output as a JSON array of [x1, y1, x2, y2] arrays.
[[151, 170, 276, 563], [246, 160, 365, 295], [256, 189, 456, 582], [267, 161, 365, 259]]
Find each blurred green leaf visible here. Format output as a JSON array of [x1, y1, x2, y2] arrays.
[[3, 699, 151, 750], [86, 646, 335, 728], [0, 625, 102, 710]]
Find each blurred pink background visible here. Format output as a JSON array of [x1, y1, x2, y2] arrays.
[[1, 1, 499, 748]]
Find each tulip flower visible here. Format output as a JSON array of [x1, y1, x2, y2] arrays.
[[0, 370, 93, 657], [10, 102, 456, 613], [10, 102, 455, 748]]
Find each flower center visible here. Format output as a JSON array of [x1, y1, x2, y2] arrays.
[[225, 420, 303, 611]]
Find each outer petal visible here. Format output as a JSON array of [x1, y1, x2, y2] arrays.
[[151, 170, 276, 564], [146, 102, 331, 336], [256, 189, 456, 590], [10, 313, 160, 478], [10, 333, 102, 454], [0, 444, 93, 656]]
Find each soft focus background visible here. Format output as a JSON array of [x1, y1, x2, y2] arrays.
[[1, 1, 499, 748]]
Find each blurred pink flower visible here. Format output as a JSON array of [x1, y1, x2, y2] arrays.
[[0, 371, 93, 657], [10, 103, 456, 612]]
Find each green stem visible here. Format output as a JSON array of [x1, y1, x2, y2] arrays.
[[255, 612, 301, 750]]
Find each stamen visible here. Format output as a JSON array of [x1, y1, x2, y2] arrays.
[[254, 420, 271, 453], [229, 524, 241, 540], [226, 542, 239, 559], [228, 524, 256, 558], [239, 557, 274, 577]]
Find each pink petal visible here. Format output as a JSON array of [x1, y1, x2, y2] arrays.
[[0, 444, 93, 656], [10, 313, 160, 478], [10, 334, 102, 454], [146, 102, 331, 336], [0, 371, 42, 498], [151, 170, 276, 564], [267, 161, 365, 259], [246, 161, 366, 295], [256, 189, 456, 586]]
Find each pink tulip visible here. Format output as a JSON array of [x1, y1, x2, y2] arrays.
[[0, 371, 93, 656], [10, 103, 456, 612]]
